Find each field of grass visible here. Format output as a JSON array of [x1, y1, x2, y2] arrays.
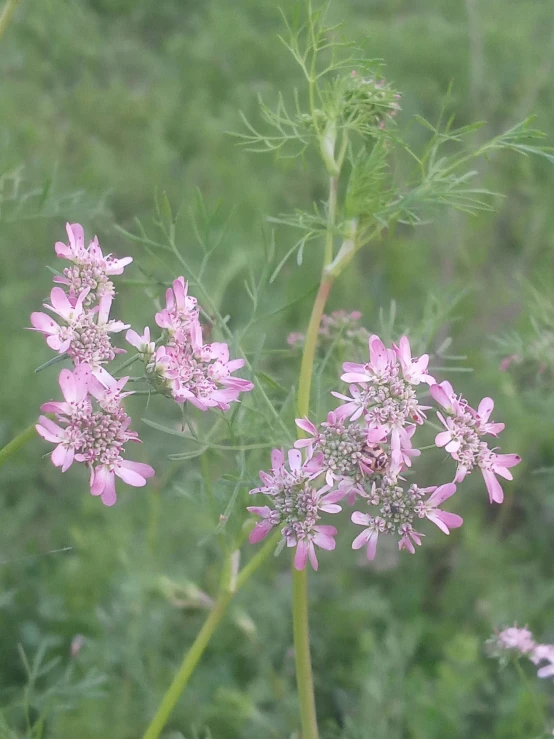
[[1, 1, 554, 737]]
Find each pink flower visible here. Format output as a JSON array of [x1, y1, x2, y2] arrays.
[[30, 288, 128, 371], [336, 335, 430, 430], [393, 336, 435, 385], [36, 364, 93, 472], [471, 397, 505, 436], [351, 511, 381, 559], [295, 412, 387, 488], [287, 332, 305, 347], [497, 627, 536, 654], [247, 448, 341, 570], [391, 424, 420, 469], [479, 452, 521, 504], [54, 223, 132, 305], [155, 277, 199, 339], [430, 382, 520, 503], [55, 223, 87, 261], [351, 479, 463, 560], [290, 525, 337, 571], [36, 364, 154, 506], [126, 326, 156, 358], [414, 483, 463, 534], [531, 644, 554, 680], [397, 524, 424, 554], [31, 287, 89, 352], [341, 334, 394, 384]]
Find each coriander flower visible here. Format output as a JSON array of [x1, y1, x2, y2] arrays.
[[36, 364, 154, 506], [248, 448, 341, 571]]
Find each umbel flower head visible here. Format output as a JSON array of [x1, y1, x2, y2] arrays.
[[488, 625, 554, 683], [36, 365, 154, 506], [248, 331, 520, 569], [127, 276, 254, 411], [54, 222, 133, 306], [31, 287, 128, 373], [430, 381, 521, 503], [247, 449, 342, 571]]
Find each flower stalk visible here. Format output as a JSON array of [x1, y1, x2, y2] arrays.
[[141, 529, 281, 739], [0, 422, 37, 468], [292, 156, 343, 736]]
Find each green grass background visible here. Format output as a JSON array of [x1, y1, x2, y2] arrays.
[[1, 0, 553, 737]]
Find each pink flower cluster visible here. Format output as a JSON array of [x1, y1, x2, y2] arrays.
[[31, 224, 130, 374], [490, 626, 554, 682], [37, 365, 153, 506], [31, 223, 154, 505], [248, 333, 521, 570], [126, 277, 254, 411]]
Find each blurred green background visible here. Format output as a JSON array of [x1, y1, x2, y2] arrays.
[[1, 0, 554, 737]]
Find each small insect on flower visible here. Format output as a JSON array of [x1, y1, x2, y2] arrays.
[[365, 443, 388, 473]]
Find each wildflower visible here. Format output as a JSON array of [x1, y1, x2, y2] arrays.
[[335, 334, 430, 429], [126, 326, 156, 359], [36, 364, 154, 506], [155, 277, 199, 340], [248, 448, 341, 571], [351, 479, 462, 560], [497, 626, 536, 654], [54, 223, 132, 305], [31, 287, 128, 371], [295, 412, 388, 493], [531, 644, 554, 680], [489, 626, 554, 683], [150, 337, 253, 411], [430, 381, 521, 503], [393, 336, 435, 386], [287, 332, 305, 347]]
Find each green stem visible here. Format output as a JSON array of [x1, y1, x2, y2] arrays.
[[292, 568, 319, 739], [141, 529, 281, 739], [0, 422, 37, 468], [514, 659, 545, 731], [324, 176, 338, 267], [142, 591, 233, 739], [112, 353, 141, 376], [297, 275, 334, 418], [0, 0, 21, 41], [292, 168, 339, 739]]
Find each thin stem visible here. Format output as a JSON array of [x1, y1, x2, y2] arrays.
[[0, 422, 36, 468], [142, 529, 281, 739], [0, 0, 21, 42], [514, 658, 545, 730], [324, 176, 338, 267], [142, 591, 233, 739], [292, 568, 319, 739], [297, 276, 333, 418], [112, 353, 141, 376]]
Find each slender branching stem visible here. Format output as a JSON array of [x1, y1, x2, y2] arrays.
[[0, 423, 37, 468], [141, 529, 281, 739], [292, 122, 341, 737]]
